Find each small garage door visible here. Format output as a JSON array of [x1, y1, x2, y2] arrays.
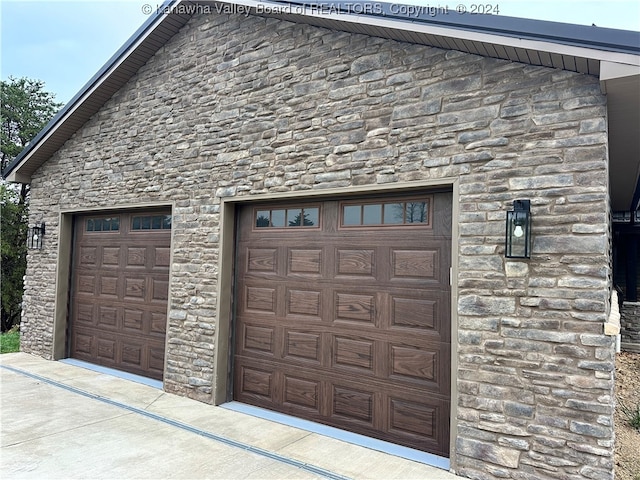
[[70, 211, 171, 380], [234, 192, 451, 457]]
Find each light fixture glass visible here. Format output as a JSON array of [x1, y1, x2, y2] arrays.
[[505, 200, 531, 259], [27, 223, 45, 250]]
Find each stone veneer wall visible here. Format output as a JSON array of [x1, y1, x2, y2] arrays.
[[21, 11, 615, 480], [621, 302, 640, 352]]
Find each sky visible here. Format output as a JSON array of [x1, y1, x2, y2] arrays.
[[1, 0, 639, 105]]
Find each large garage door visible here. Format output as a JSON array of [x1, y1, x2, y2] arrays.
[[70, 211, 171, 380], [234, 192, 451, 457]]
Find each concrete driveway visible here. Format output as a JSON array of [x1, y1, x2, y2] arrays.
[[1, 352, 460, 479]]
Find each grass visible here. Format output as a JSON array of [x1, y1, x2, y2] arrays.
[[618, 398, 640, 431], [0, 327, 20, 353]]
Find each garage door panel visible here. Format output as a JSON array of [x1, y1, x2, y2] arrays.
[[242, 324, 276, 354], [389, 398, 436, 437], [390, 291, 450, 342], [121, 342, 143, 368], [287, 289, 322, 317], [102, 247, 120, 266], [150, 311, 168, 335], [391, 345, 437, 381], [246, 248, 278, 273], [79, 246, 98, 267], [391, 296, 437, 330], [124, 277, 146, 300], [154, 247, 171, 267], [245, 286, 276, 312], [123, 308, 144, 332], [151, 277, 169, 301], [99, 276, 119, 297], [77, 275, 96, 294], [97, 338, 116, 362], [236, 356, 450, 452], [238, 364, 274, 399], [288, 249, 323, 275], [283, 330, 322, 363], [235, 194, 451, 457], [73, 332, 93, 356], [74, 302, 95, 325], [126, 247, 146, 266], [389, 341, 450, 392], [149, 346, 165, 373], [70, 210, 170, 381], [391, 249, 437, 279], [388, 396, 450, 455], [388, 395, 450, 456], [335, 292, 375, 323], [283, 375, 320, 411], [336, 249, 375, 277], [332, 385, 375, 424], [333, 336, 374, 371], [97, 304, 118, 328]]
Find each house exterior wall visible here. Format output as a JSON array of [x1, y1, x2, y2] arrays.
[[21, 11, 615, 480], [621, 302, 640, 352]]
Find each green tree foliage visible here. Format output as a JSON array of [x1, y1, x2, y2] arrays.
[[1, 77, 62, 331], [0, 185, 27, 331], [1, 77, 62, 174], [288, 212, 315, 226]]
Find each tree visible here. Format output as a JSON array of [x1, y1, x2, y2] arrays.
[[288, 212, 315, 226], [1, 185, 28, 331], [1, 77, 62, 174], [1, 77, 62, 331]]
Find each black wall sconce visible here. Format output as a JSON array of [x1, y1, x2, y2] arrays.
[[27, 222, 45, 250], [505, 200, 531, 259]]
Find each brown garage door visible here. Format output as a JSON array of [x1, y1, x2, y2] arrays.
[[70, 211, 171, 380], [234, 192, 451, 457]]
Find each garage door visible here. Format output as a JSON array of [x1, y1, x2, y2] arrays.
[[70, 211, 171, 380], [234, 192, 451, 457]]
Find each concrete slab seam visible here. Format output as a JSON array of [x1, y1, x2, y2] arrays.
[[0, 364, 352, 480]]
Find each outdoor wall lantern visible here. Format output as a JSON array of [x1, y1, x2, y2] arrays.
[[27, 222, 45, 250], [505, 200, 531, 259]]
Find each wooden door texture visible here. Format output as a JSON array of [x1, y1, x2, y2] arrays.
[[70, 211, 171, 380], [234, 192, 452, 456]]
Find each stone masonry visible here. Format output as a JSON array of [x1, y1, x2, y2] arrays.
[[621, 302, 640, 353], [21, 10, 615, 480]]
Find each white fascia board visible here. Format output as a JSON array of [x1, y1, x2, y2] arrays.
[[600, 61, 640, 81]]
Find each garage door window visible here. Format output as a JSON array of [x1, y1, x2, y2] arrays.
[[132, 214, 172, 230], [255, 207, 319, 228], [86, 217, 120, 232], [341, 198, 431, 227]]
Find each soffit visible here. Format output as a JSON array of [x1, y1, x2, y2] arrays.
[[603, 72, 640, 211]]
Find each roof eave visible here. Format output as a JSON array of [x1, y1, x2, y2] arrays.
[[243, 0, 640, 56], [2, 0, 189, 182]]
